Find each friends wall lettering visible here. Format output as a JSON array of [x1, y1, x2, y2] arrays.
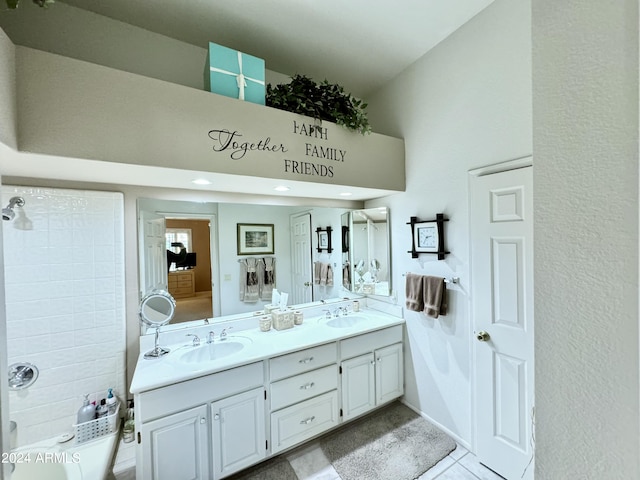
[[207, 120, 347, 179]]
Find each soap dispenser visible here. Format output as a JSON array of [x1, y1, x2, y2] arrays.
[[106, 388, 117, 415], [77, 394, 95, 424]]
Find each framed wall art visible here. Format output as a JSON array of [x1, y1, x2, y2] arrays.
[[316, 226, 333, 253], [237, 223, 274, 255]]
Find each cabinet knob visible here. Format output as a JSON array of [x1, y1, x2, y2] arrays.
[[201, 417, 207, 424], [298, 357, 314, 364], [370, 360, 376, 365], [299, 382, 315, 390], [300, 416, 315, 425], [213, 414, 219, 421]]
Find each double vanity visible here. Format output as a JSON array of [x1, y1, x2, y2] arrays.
[[131, 301, 405, 480]]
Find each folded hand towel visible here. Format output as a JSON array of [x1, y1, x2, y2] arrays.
[[320, 262, 329, 286], [242, 258, 260, 303], [405, 273, 424, 312], [314, 262, 322, 285], [326, 264, 334, 286], [423, 276, 446, 318]]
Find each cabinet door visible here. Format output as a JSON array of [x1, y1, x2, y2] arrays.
[[341, 352, 375, 420], [375, 343, 404, 404], [211, 387, 266, 479], [140, 405, 209, 480]]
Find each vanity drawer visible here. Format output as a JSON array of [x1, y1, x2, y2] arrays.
[[340, 325, 403, 360], [270, 390, 339, 454], [270, 342, 337, 381], [270, 364, 337, 411], [139, 362, 264, 423]]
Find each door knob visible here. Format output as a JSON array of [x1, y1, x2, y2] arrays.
[[476, 331, 490, 342], [304, 282, 311, 287]]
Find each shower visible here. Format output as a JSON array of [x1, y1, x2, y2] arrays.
[[2, 196, 25, 221]]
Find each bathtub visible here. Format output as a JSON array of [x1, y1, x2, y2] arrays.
[[10, 431, 118, 480]]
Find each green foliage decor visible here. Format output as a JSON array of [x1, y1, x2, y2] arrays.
[[4, 0, 54, 9], [267, 74, 371, 135]]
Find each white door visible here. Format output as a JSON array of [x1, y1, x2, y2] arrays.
[[470, 165, 534, 480], [290, 213, 313, 304], [139, 210, 167, 297]]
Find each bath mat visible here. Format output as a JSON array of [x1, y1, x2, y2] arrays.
[[320, 401, 456, 480], [226, 456, 298, 480]]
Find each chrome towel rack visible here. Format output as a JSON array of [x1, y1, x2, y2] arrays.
[[402, 273, 459, 284]]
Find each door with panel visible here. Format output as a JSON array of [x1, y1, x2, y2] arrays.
[[290, 212, 313, 304], [470, 164, 534, 480]]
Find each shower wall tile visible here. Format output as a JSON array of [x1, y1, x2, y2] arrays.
[[2, 186, 126, 447]]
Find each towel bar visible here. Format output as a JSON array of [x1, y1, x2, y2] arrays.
[[402, 273, 459, 285]]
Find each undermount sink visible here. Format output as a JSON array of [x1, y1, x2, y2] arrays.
[[178, 338, 251, 364], [325, 315, 368, 328]]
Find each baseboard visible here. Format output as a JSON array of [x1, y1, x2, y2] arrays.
[[400, 399, 472, 452]]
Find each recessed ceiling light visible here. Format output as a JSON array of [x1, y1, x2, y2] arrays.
[[192, 178, 212, 185], [339, 192, 353, 196], [274, 186, 290, 192]]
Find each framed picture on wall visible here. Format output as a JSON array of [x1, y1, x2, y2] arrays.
[[315, 226, 333, 253], [237, 223, 274, 255]]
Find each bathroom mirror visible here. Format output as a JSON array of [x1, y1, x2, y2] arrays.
[[348, 207, 392, 296], [137, 199, 363, 330]]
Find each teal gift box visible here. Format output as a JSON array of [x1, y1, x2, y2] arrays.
[[204, 42, 265, 105]]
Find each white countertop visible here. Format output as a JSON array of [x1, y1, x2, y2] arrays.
[[130, 307, 404, 394]]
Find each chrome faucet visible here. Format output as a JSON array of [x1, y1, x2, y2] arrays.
[[186, 334, 200, 346], [333, 307, 343, 318], [220, 327, 233, 341], [207, 331, 215, 344], [322, 309, 332, 320]]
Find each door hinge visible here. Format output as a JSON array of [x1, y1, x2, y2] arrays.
[[266, 440, 268, 450], [339, 365, 342, 374], [137, 432, 141, 444], [340, 408, 343, 417], [264, 390, 267, 400]]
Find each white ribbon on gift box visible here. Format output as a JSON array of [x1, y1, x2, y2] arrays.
[[209, 51, 265, 101]]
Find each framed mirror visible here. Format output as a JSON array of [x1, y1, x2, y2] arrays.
[[348, 207, 392, 296]]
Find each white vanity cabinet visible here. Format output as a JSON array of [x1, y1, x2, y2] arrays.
[[136, 362, 265, 480], [134, 314, 406, 479], [211, 387, 266, 478], [139, 404, 210, 480], [269, 343, 340, 454], [340, 325, 404, 421]]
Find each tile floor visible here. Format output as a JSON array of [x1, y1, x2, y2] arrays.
[[285, 441, 506, 480], [111, 437, 506, 480]]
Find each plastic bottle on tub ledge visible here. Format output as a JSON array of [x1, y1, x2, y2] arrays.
[[77, 394, 95, 424], [106, 388, 117, 416]]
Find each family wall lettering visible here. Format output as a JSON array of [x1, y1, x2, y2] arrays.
[[207, 120, 348, 179]]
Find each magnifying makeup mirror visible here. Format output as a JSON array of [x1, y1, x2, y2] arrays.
[[139, 289, 176, 359]]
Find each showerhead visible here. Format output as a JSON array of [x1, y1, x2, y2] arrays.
[[2, 197, 25, 222]]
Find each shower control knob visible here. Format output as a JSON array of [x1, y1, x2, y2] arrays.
[[476, 331, 490, 342]]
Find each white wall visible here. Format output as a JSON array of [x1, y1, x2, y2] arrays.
[[532, 1, 639, 478], [2, 185, 126, 447], [365, 0, 532, 446]]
